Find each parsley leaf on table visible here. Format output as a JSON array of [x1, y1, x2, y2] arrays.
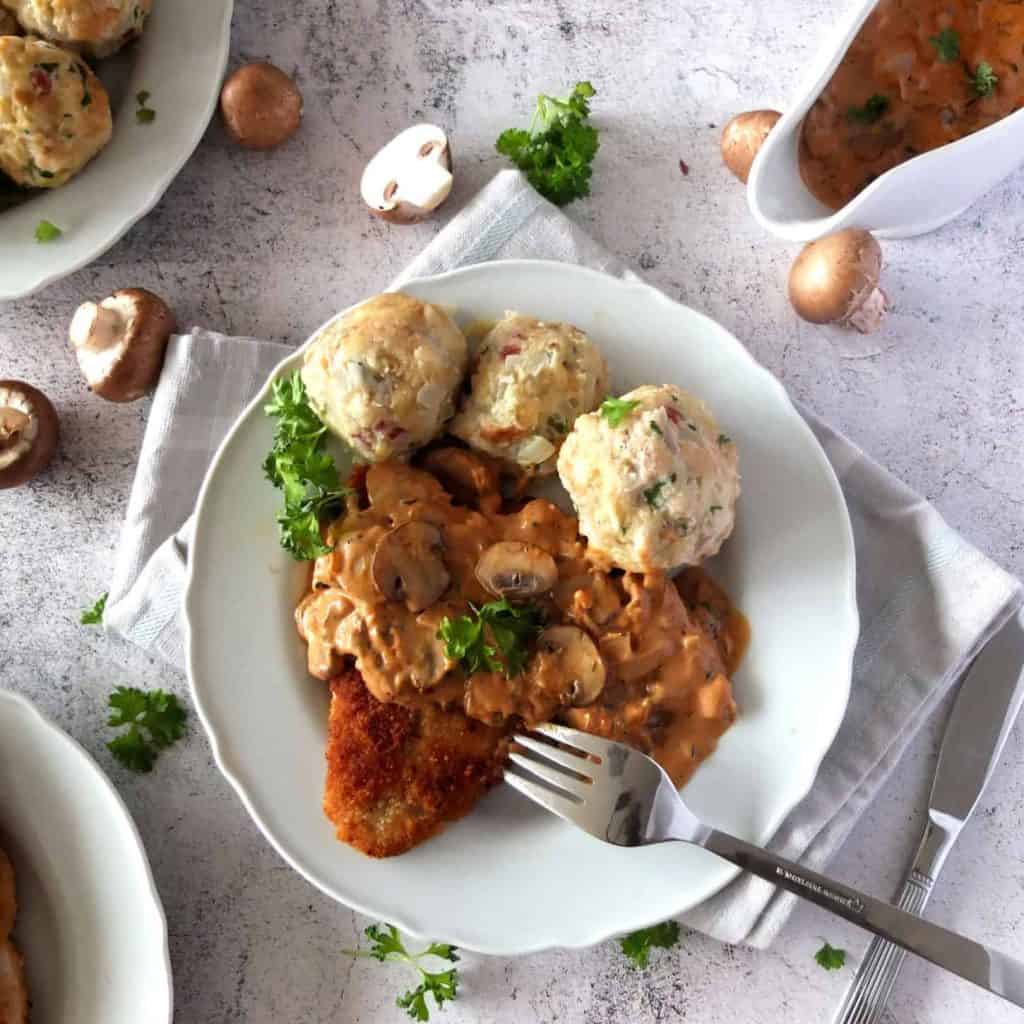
[[970, 61, 998, 97], [438, 599, 544, 677], [846, 94, 890, 125], [496, 81, 600, 206], [928, 28, 960, 63], [345, 924, 460, 1021], [106, 686, 187, 773], [814, 941, 847, 970], [599, 395, 640, 427], [263, 371, 350, 560], [619, 920, 681, 968], [80, 592, 108, 625]]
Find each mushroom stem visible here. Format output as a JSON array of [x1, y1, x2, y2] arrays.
[[69, 301, 120, 354], [0, 407, 30, 468], [844, 284, 888, 334]]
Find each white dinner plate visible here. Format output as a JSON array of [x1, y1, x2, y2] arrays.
[[186, 260, 859, 955], [0, 0, 233, 300], [0, 689, 172, 1022]]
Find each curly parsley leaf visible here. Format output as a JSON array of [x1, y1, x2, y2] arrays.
[[929, 28, 960, 63], [846, 94, 890, 124], [496, 81, 599, 206], [106, 686, 187, 773], [35, 219, 62, 242], [263, 371, 350, 560], [619, 920, 681, 968], [438, 599, 544, 678], [599, 395, 640, 427], [814, 941, 847, 970], [970, 61, 998, 97], [345, 924, 460, 1021], [80, 592, 108, 625]]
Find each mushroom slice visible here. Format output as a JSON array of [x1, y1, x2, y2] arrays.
[[69, 288, 176, 402], [720, 110, 782, 184], [538, 626, 606, 707], [476, 541, 557, 600], [788, 229, 888, 334], [420, 446, 501, 510], [361, 124, 453, 224], [371, 521, 450, 612], [0, 380, 59, 489]]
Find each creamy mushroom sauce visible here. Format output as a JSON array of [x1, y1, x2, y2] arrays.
[[295, 457, 748, 788], [800, 0, 1024, 210]]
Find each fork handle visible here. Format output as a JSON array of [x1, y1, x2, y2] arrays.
[[703, 828, 1024, 1009]]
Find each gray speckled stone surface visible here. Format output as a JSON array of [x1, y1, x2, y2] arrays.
[[1, 1, 1023, 1021]]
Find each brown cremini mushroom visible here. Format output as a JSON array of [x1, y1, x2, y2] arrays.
[[69, 288, 176, 402], [476, 541, 558, 601], [720, 109, 782, 184], [788, 229, 888, 334], [420, 446, 501, 511], [538, 626, 606, 707], [361, 124, 453, 224], [0, 380, 58, 489], [372, 521, 450, 612], [220, 62, 302, 150]]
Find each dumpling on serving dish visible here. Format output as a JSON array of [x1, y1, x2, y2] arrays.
[[450, 313, 608, 475], [301, 292, 468, 463], [0, 35, 112, 188], [1, 0, 151, 58], [557, 384, 740, 572]]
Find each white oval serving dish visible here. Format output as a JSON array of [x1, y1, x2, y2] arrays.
[[0, 689, 173, 1023], [748, 0, 1024, 241], [185, 259, 859, 955], [0, 0, 233, 301]]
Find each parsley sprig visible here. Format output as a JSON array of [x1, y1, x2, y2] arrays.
[[263, 372, 350, 561], [619, 920, 681, 968], [846, 94, 889, 125], [35, 219, 62, 243], [970, 62, 998, 97], [928, 28, 960, 63], [345, 924, 459, 1021], [106, 686, 187, 773], [599, 395, 640, 427], [496, 81, 600, 206], [814, 941, 847, 970], [437, 599, 544, 677], [80, 592, 108, 625]]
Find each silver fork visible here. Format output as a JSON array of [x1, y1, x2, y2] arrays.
[[506, 723, 1024, 1009]]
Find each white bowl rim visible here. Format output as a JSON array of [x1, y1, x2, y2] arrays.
[[0, 687, 174, 1020], [747, 0, 1024, 237], [0, 1, 234, 301], [184, 259, 860, 952]]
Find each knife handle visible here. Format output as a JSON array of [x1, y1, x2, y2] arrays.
[[832, 819, 958, 1024]]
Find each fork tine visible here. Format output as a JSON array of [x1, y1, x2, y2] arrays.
[[504, 765, 585, 826], [508, 751, 593, 800], [512, 733, 596, 777], [532, 722, 614, 759]]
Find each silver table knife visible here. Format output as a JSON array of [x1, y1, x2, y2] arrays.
[[834, 611, 1024, 1023]]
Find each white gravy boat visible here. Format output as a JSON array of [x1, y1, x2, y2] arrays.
[[748, 0, 1024, 241]]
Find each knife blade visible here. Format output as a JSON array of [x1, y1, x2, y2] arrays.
[[834, 609, 1024, 1024]]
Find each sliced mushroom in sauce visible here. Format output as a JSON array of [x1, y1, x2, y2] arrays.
[[371, 521, 450, 612], [476, 541, 558, 600], [537, 625, 606, 707]]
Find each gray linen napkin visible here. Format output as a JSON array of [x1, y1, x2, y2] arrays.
[[104, 170, 1022, 948]]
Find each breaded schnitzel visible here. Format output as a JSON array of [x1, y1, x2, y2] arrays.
[[323, 670, 507, 857], [0, 847, 26, 1024]]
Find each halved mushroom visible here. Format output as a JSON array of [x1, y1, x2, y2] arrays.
[[372, 521, 450, 612], [361, 124, 453, 224], [476, 541, 557, 601], [788, 229, 888, 333], [720, 109, 782, 184], [538, 625, 606, 707], [0, 381, 59, 489], [420, 446, 501, 511], [220, 63, 303, 150], [69, 288, 176, 402]]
